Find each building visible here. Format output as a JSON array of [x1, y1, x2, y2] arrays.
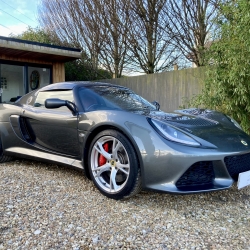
[[0, 36, 81, 103]]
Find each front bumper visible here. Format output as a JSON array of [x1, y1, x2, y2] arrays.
[[141, 138, 250, 194]]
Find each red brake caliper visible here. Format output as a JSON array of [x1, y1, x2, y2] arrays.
[[98, 143, 109, 166]]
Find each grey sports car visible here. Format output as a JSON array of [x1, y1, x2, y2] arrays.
[[1, 82, 250, 199]]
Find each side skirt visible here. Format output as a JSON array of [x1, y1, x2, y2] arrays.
[[4, 147, 83, 170]]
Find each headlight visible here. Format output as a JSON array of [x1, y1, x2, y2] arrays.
[[149, 119, 200, 146], [227, 116, 242, 130]]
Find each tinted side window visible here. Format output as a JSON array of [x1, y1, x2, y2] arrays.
[[85, 86, 156, 112], [34, 90, 74, 112]]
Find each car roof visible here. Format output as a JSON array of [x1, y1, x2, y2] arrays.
[[39, 81, 128, 92]]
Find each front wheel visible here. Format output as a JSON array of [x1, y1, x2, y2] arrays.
[[88, 130, 141, 200]]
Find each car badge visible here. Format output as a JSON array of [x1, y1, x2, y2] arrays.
[[241, 140, 248, 146]]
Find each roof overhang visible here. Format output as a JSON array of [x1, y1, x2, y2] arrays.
[[0, 36, 81, 62]]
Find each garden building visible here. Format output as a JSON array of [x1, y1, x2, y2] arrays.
[[0, 36, 81, 103]]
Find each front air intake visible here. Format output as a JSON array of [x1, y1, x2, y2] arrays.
[[176, 161, 215, 189], [224, 153, 250, 181]]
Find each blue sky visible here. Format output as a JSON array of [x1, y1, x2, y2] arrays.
[[0, 0, 39, 37]]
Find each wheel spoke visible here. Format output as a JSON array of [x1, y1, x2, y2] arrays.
[[116, 162, 129, 175], [110, 168, 119, 191], [112, 138, 122, 159], [118, 167, 129, 175], [92, 163, 110, 177], [94, 142, 111, 160], [116, 162, 129, 169]]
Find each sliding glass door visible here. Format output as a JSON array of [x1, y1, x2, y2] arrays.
[[0, 64, 24, 103], [0, 61, 51, 103], [28, 66, 51, 92]]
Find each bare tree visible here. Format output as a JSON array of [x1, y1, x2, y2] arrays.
[[38, 0, 130, 78], [126, 0, 179, 74], [165, 0, 220, 67], [91, 0, 131, 78], [72, 0, 102, 73], [38, 0, 218, 76], [38, 0, 102, 73]]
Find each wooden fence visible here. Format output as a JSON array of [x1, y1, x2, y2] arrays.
[[101, 67, 205, 112]]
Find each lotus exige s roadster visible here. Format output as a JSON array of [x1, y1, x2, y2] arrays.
[[1, 82, 250, 199]]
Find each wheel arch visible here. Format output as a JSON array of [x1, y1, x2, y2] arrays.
[[82, 124, 144, 182]]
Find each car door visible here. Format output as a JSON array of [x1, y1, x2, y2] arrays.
[[20, 90, 80, 157]]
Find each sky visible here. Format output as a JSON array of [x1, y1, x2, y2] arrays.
[[0, 0, 39, 37]]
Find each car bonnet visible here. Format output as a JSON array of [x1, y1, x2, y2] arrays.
[[146, 108, 250, 152]]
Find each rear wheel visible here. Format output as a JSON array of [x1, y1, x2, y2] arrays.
[[88, 130, 141, 200], [0, 137, 12, 163]]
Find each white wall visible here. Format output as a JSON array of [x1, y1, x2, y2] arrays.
[[1, 64, 23, 102]]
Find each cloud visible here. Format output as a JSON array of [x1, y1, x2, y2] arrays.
[[0, 23, 29, 37], [0, 0, 38, 25], [0, 0, 39, 36], [0, 0, 39, 37], [15, 8, 29, 15]]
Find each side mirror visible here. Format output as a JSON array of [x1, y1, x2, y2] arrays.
[[152, 101, 160, 111], [45, 98, 66, 109], [45, 98, 77, 115]]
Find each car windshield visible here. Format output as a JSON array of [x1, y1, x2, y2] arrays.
[[79, 86, 157, 112]]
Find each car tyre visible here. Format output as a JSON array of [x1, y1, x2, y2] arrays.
[[0, 138, 12, 163], [88, 129, 141, 200]]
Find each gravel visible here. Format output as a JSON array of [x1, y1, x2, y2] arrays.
[[1, 159, 250, 249]]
